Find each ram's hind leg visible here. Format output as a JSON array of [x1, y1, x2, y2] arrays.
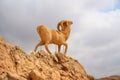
[[34, 41, 44, 52], [45, 43, 52, 55]]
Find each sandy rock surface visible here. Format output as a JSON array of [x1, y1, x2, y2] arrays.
[[0, 37, 93, 80]]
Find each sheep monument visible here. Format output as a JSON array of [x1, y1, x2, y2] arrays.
[[34, 20, 73, 55]]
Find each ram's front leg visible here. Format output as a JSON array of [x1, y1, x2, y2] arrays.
[[63, 42, 68, 55], [58, 45, 61, 53]]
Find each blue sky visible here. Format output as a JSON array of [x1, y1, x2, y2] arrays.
[[115, 0, 120, 9], [0, 0, 120, 78]]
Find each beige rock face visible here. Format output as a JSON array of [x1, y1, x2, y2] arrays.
[[0, 37, 94, 80]]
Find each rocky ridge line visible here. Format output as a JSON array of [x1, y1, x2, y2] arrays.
[[0, 37, 94, 80]]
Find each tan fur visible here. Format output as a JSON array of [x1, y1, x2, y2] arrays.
[[34, 20, 73, 55]]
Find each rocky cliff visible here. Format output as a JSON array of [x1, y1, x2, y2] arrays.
[[0, 37, 94, 80]]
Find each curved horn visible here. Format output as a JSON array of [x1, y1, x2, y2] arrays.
[[57, 20, 66, 31], [57, 22, 61, 31]]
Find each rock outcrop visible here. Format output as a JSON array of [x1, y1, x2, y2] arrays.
[[99, 75, 120, 80], [0, 37, 94, 80]]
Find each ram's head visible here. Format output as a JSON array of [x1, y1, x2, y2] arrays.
[[57, 20, 73, 31]]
